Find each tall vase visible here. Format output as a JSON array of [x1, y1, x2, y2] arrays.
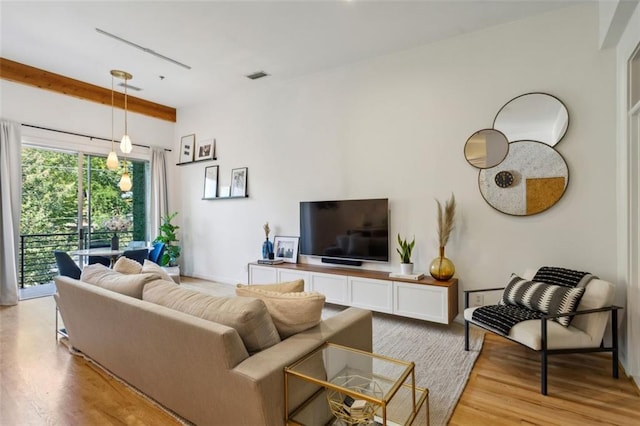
[[111, 234, 119, 250], [429, 246, 455, 281], [262, 238, 273, 259]]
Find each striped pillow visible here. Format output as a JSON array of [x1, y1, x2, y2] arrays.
[[499, 274, 585, 327]]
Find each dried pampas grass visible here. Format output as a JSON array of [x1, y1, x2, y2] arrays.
[[436, 194, 456, 248]]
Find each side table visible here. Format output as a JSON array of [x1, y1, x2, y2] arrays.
[[285, 343, 429, 425]]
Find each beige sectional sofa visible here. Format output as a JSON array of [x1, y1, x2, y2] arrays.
[[54, 268, 372, 425]]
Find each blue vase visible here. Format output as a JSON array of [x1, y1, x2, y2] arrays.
[[262, 238, 273, 259]]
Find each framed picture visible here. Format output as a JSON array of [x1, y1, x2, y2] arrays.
[[179, 134, 195, 163], [203, 165, 218, 199], [230, 167, 248, 197], [273, 236, 299, 263], [195, 138, 216, 161]]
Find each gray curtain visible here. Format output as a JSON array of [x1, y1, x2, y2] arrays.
[[150, 148, 168, 240], [0, 120, 22, 305]]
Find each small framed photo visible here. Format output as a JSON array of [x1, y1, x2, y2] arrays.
[[179, 134, 195, 163], [195, 138, 216, 161], [230, 167, 248, 197], [273, 236, 299, 263], [203, 165, 218, 199]]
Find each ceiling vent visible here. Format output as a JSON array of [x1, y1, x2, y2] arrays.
[[246, 71, 269, 80]]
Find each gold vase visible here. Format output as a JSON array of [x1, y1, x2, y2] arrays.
[[430, 246, 455, 281]]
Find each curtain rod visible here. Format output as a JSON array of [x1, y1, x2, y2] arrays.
[[21, 124, 172, 152]]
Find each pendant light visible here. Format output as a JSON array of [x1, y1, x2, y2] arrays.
[[106, 72, 119, 170], [119, 161, 133, 191], [110, 70, 133, 154]]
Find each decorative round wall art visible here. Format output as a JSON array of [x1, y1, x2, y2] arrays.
[[464, 92, 570, 216]]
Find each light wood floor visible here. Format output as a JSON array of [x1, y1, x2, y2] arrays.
[[2, 277, 639, 425]]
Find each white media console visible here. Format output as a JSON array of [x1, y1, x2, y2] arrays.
[[248, 262, 458, 325]]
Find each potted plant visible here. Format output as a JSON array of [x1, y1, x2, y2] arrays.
[[153, 212, 181, 266], [396, 234, 415, 275]]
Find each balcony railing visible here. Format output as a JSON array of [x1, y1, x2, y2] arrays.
[[19, 231, 133, 288]]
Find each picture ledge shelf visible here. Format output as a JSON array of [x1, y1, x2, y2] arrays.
[[202, 195, 249, 201], [176, 158, 217, 166]]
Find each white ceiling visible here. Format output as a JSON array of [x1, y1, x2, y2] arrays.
[[1, 0, 582, 110]]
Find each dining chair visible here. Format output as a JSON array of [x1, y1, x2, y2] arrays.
[[123, 248, 150, 265], [88, 241, 111, 267], [54, 250, 81, 279], [148, 242, 166, 265]]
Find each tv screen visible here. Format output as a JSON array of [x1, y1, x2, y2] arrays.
[[300, 198, 389, 263]]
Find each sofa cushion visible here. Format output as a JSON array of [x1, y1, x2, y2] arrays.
[[80, 263, 162, 299], [113, 256, 143, 274], [236, 279, 304, 294], [235, 286, 325, 339], [143, 281, 281, 353], [464, 306, 596, 350], [500, 273, 585, 327], [141, 259, 174, 283]]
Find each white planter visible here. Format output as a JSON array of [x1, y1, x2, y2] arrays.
[[400, 263, 414, 275]]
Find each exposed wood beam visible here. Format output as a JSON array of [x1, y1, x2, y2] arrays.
[[0, 58, 176, 123]]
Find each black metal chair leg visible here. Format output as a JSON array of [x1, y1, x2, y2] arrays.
[[541, 350, 548, 395], [541, 318, 548, 395], [464, 321, 469, 351], [612, 308, 619, 379]]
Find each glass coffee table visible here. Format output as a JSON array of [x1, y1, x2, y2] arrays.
[[285, 343, 428, 426]]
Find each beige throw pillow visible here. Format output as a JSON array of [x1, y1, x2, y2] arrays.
[[143, 281, 281, 353], [236, 279, 304, 294], [113, 256, 143, 274], [235, 286, 325, 339], [141, 259, 174, 283], [80, 263, 162, 299]]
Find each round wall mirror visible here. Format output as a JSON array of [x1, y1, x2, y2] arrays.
[[478, 141, 569, 216], [493, 92, 569, 147], [464, 129, 509, 169]]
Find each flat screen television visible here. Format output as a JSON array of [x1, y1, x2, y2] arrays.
[[299, 198, 389, 265]]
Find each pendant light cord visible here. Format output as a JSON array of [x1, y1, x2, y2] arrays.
[[111, 75, 115, 150]]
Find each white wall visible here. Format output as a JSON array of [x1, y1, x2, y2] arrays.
[[0, 80, 174, 151], [176, 4, 617, 291], [615, 0, 640, 388]]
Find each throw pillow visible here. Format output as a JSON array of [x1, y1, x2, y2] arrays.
[[499, 273, 585, 327], [235, 279, 304, 294], [113, 256, 143, 274], [80, 263, 163, 299], [141, 259, 174, 283], [143, 281, 281, 353], [235, 286, 325, 339]]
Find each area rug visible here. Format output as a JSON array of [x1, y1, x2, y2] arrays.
[[323, 304, 485, 426]]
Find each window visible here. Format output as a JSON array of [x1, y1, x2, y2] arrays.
[[19, 146, 149, 287]]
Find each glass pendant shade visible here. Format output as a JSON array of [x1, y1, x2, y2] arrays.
[[120, 135, 132, 154], [119, 171, 132, 191], [106, 150, 119, 170]]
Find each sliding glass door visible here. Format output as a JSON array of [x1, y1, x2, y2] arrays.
[[19, 146, 148, 287]]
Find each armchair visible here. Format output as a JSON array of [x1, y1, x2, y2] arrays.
[[463, 268, 622, 395]]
